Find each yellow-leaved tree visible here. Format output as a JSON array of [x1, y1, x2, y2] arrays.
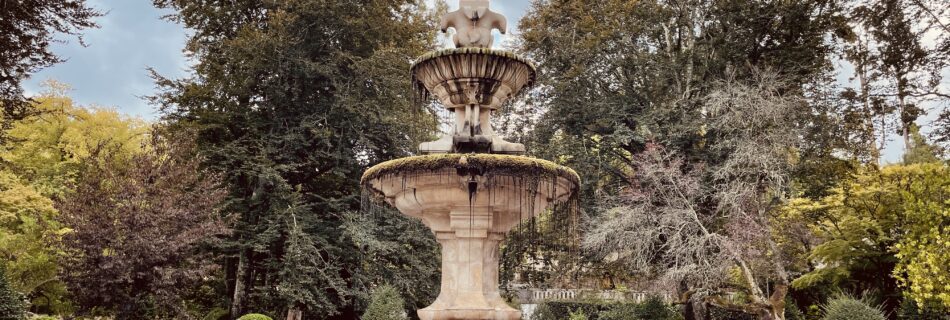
[[785, 163, 950, 312], [0, 80, 149, 314], [893, 163, 950, 307], [1, 80, 148, 198]]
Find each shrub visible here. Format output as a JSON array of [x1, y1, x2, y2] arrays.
[[362, 285, 407, 320], [0, 267, 26, 320], [707, 305, 755, 320], [203, 308, 230, 320], [637, 296, 679, 319], [237, 314, 273, 320], [598, 302, 639, 320], [821, 295, 885, 320], [569, 309, 590, 320], [534, 298, 680, 320], [897, 299, 949, 319], [531, 301, 606, 320], [785, 298, 806, 320]]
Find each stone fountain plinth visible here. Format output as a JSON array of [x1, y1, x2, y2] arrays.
[[362, 155, 577, 320], [361, 1, 578, 319]]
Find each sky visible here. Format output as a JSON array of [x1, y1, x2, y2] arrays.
[[24, 0, 533, 119], [22, 0, 926, 163]]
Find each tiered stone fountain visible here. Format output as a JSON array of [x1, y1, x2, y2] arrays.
[[361, 1, 579, 319]]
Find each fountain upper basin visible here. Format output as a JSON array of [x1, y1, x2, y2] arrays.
[[411, 48, 537, 110]]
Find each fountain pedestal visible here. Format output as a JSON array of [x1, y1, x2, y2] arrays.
[[421, 208, 517, 320], [364, 157, 577, 320]]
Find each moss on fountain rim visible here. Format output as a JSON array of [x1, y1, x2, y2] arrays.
[[410, 48, 537, 71], [361, 153, 579, 186]]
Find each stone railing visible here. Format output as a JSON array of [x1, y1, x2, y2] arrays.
[[518, 288, 673, 304]]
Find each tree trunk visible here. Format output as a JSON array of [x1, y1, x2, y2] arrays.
[[230, 249, 250, 320]]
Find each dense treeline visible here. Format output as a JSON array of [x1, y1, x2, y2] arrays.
[[499, 0, 950, 319], [0, 0, 948, 320]]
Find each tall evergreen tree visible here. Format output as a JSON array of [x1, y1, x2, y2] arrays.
[[149, 1, 444, 318]]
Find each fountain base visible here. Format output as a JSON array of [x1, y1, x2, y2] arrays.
[[362, 154, 578, 320]]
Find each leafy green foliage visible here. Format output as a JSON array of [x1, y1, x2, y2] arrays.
[[903, 125, 942, 164], [788, 163, 950, 310], [707, 306, 755, 320], [361, 285, 407, 320], [821, 295, 886, 320], [0, 171, 68, 314], [1, 81, 149, 198], [532, 299, 680, 320], [0, 266, 26, 320], [784, 297, 807, 320], [149, 0, 444, 317], [237, 314, 273, 320], [202, 308, 230, 320], [343, 209, 439, 315], [897, 298, 950, 319], [568, 309, 589, 320]]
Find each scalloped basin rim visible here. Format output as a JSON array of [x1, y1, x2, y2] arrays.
[[361, 153, 579, 186], [410, 47, 537, 70]]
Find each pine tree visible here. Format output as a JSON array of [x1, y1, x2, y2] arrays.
[[362, 285, 407, 320], [149, 0, 444, 318], [0, 267, 25, 320]]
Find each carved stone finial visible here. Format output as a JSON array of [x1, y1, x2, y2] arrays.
[[440, 0, 507, 48]]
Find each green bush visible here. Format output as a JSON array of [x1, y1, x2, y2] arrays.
[[707, 305, 755, 320], [637, 296, 680, 319], [785, 298, 806, 320], [0, 267, 26, 320], [598, 302, 639, 320], [569, 309, 590, 320], [28, 316, 57, 320], [531, 301, 607, 320], [897, 299, 950, 319], [533, 298, 681, 320], [203, 308, 230, 320], [237, 313, 273, 320], [821, 295, 885, 320], [362, 284, 407, 320]]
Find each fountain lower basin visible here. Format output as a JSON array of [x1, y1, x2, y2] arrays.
[[362, 154, 578, 320]]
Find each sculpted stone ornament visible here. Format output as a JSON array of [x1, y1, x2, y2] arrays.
[[440, 0, 508, 48], [364, 2, 579, 319], [414, 0, 532, 156]]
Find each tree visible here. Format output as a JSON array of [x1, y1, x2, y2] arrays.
[[1, 81, 149, 198], [361, 285, 407, 320], [891, 163, 950, 308], [585, 73, 802, 320], [506, 0, 852, 284], [844, 0, 950, 156], [901, 125, 941, 164], [0, 170, 67, 314], [787, 163, 950, 313], [0, 0, 101, 145], [0, 266, 26, 320], [343, 208, 440, 316], [57, 133, 228, 319], [149, 0, 444, 318]]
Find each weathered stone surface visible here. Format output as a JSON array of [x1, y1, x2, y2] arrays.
[[440, 0, 507, 49], [365, 165, 575, 320], [412, 49, 535, 155]]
